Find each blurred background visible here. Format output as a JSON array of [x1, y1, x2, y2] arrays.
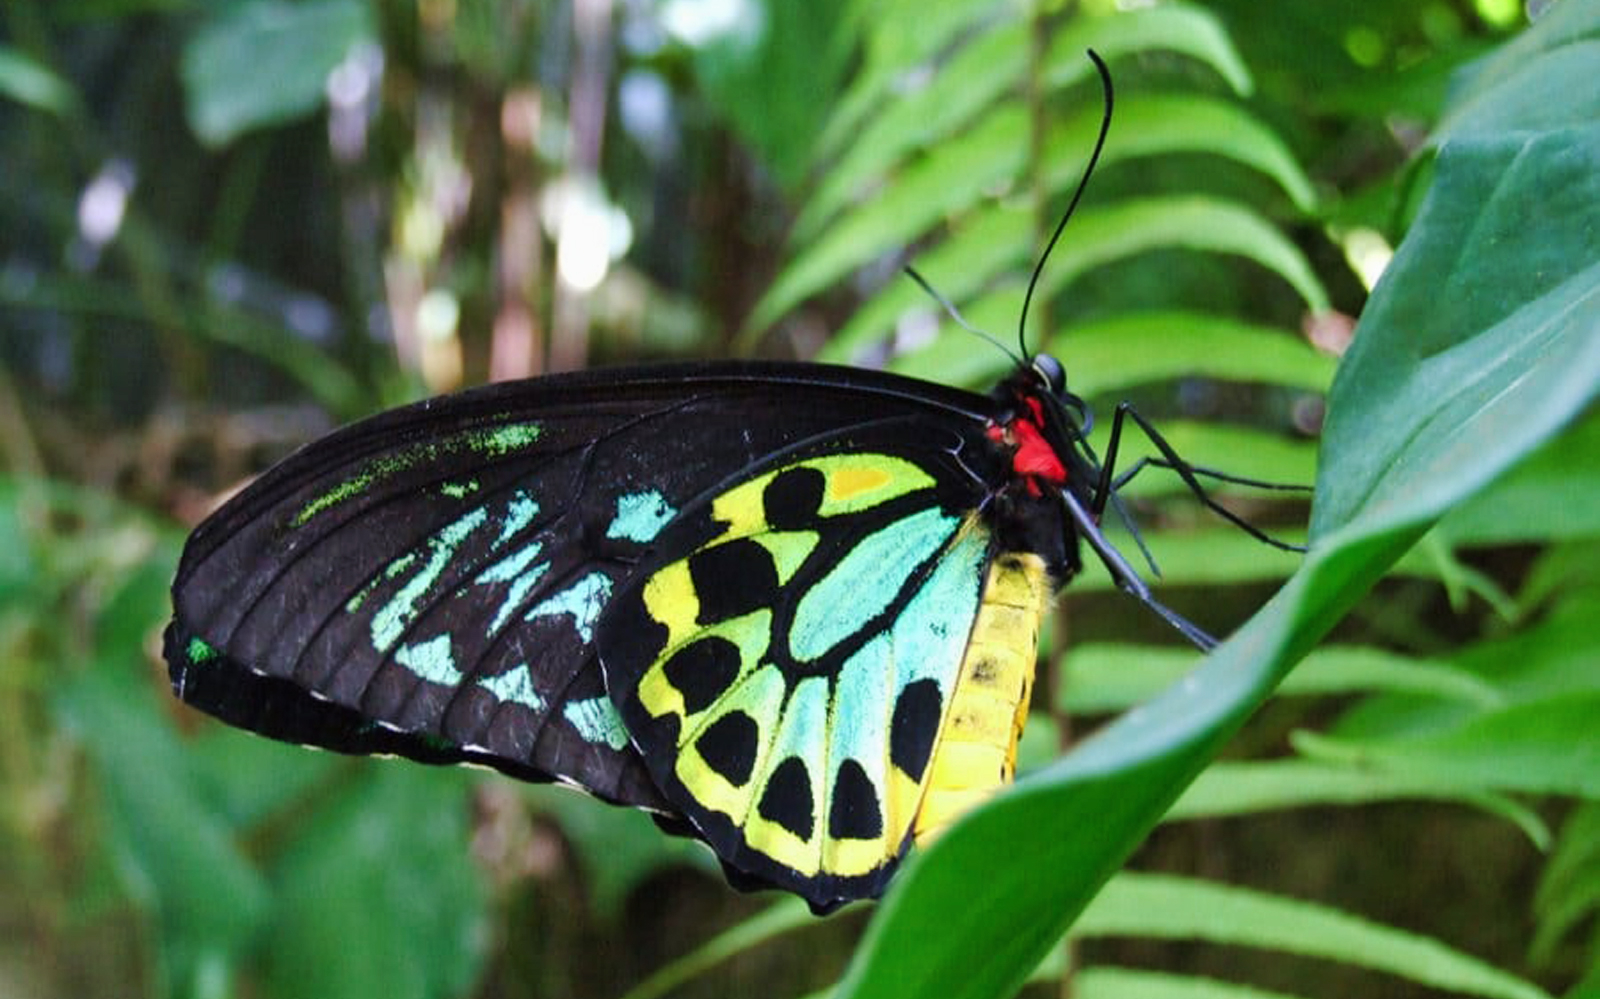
[[2, 1, 1596, 997]]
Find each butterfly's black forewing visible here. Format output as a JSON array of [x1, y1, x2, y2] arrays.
[[167, 362, 992, 809]]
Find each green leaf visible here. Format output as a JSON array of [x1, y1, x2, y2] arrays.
[[688, 0, 851, 188], [182, 0, 375, 146], [1295, 692, 1600, 797], [190, 726, 341, 830], [1077, 874, 1552, 999], [1441, 410, 1600, 545], [813, 0, 999, 158], [1435, 1, 1600, 140], [1073, 968, 1306, 999], [1062, 644, 1502, 714], [879, 310, 1334, 397], [1041, 3, 1252, 96], [1168, 761, 1548, 847], [1088, 421, 1320, 499], [1063, 526, 1304, 593], [1531, 803, 1600, 963], [827, 196, 1327, 365], [796, 21, 1028, 240], [748, 107, 1029, 336], [818, 205, 1029, 368], [1043, 94, 1316, 212], [263, 766, 487, 999], [56, 667, 269, 995], [811, 2, 1249, 209], [1333, 592, 1600, 741], [833, 10, 1598, 998], [0, 45, 76, 115], [1311, 70, 1600, 534]]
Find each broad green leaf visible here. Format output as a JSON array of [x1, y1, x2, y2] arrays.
[[1062, 644, 1502, 714], [182, 0, 375, 146], [1313, 259, 1597, 541], [1311, 54, 1600, 536], [834, 10, 1598, 998], [1077, 874, 1552, 999], [264, 766, 487, 999], [689, 0, 850, 188], [1435, 1, 1600, 140]]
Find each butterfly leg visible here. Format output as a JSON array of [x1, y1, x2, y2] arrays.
[[1060, 486, 1217, 651], [1094, 401, 1308, 553]]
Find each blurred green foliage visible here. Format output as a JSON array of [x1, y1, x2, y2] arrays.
[[1, 1, 1597, 998]]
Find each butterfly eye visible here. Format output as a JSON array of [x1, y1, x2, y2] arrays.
[[1031, 353, 1066, 396]]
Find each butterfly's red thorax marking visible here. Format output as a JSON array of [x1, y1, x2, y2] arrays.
[[987, 397, 1068, 496]]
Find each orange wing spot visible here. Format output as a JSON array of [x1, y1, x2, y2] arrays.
[[827, 464, 893, 502]]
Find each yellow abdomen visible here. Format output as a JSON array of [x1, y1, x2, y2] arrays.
[[913, 551, 1050, 843]]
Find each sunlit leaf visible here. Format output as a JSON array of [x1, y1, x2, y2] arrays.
[[826, 196, 1327, 364], [1077, 874, 1552, 999], [1169, 761, 1548, 846], [182, 0, 375, 146], [1062, 644, 1502, 714], [1295, 693, 1600, 797], [1073, 968, 1305, 999]]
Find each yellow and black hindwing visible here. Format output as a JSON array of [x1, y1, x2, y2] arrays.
[[601, 429, 1054, 905]]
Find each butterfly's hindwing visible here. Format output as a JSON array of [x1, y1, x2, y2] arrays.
[[600, 427, 1002, 905]]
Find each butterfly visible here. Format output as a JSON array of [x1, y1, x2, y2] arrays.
[[162, 53, 1301, 914], [165, 349, 1285, 912]]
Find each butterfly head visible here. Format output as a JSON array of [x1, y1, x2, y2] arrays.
[[1028, 352, 1093, 440]]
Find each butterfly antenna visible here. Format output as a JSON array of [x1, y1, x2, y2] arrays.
[[1017, 48, 1115, 359], [904, 265, 1021, 365]]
